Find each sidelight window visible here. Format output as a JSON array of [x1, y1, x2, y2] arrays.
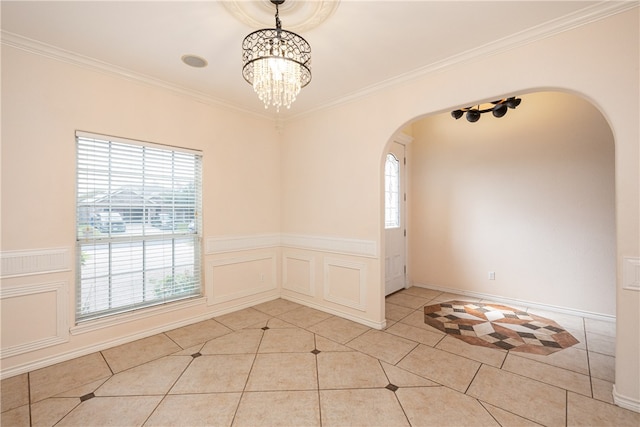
[[385, 153, 400, 229]]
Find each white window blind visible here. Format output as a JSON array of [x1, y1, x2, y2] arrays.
[[385, 153, 400, 229], [76, 132, 202, 322]]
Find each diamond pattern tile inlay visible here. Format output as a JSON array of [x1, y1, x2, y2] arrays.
[[424, 301, 579, 355]]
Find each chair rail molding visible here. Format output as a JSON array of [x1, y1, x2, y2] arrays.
[[204, 233, 377, 258], [1, 247, 71, 278], [205, 233, 281, 254], [281, 233, 377, 258]]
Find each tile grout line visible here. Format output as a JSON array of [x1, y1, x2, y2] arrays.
[[499, 350, 508, 370], [228, 324, 267, 426], [27, 372, 32, 427], [314, 333, 323, 427], [477, 398, 544, 426], [373, 356, 413, 426], [97, 349, 115, 376], [476, 400, 502, 426], [565, 389, 569, 426], [143, 344, 201, 424], [506, 350, 591, 377], [162, 331, 185, 351], [583, 316, 597, 401], [472, 396, 502, 426], [463, 362, 483, 396]]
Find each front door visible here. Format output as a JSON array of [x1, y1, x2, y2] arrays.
[[384, 142, 406, 295]]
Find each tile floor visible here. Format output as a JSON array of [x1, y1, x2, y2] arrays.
[[2, 287, 639, 426]]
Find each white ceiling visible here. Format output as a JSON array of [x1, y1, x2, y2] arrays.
[[1, 1, 634, 119]]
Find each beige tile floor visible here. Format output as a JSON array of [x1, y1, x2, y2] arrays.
[[2, 288, 639, 426]]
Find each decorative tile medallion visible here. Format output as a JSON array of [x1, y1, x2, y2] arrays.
[[424, 301, 579, 355]]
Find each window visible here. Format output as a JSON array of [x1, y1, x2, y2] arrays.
[[385, 153, 400, 229], [76, 132, 202, 322]]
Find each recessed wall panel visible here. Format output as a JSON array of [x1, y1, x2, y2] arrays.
[[282, 254, 315, 297], [207, 253, 277, 305], [323, 258, 367, 311], [1, 281, 69, 358]]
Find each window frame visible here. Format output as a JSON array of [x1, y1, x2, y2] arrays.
[[75, 131, 203, 324], [385, 153, 401, 229]]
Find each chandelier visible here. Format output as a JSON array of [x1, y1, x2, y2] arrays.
[[242, 0, 312, 112], [451, 97, 522, 122]]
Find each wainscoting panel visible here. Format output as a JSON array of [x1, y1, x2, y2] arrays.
[[282, 253, 315, 297], [1, 247, 71, 278], [323, 258, 367, 311], [206, 253, 277, 305], [0, 281, 69, 358]]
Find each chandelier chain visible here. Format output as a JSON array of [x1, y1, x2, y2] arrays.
[[275, 3, 281, 30]]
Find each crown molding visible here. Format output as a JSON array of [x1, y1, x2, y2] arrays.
[[289, 1, 638, 121], [2, 1, 635, 124], [0, 30, 271, 121]]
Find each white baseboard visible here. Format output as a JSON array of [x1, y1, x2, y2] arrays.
[[282, 294, 386, 330], [413, 283, 616, 322], [613, 385, 640, 413], [0, 293, 279, 380]]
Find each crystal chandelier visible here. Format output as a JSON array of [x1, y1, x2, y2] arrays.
[[242, 0, 311, 112]]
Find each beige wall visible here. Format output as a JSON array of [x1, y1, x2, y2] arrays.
[[1, 46, 283, 374], [1, 6, 638, 411], [281, 9, 638, 408], [408, 91, 616, 315], [1, 47, 282, 246]]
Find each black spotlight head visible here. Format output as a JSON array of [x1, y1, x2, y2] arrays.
[[506, 97, 522, 109], [466, 110, 481, 122], [451, 110, 464, 120], [492, 104, 508, 118]]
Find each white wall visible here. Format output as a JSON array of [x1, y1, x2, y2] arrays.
[[408, 91, 616, 315]]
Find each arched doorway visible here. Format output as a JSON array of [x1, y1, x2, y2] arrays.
[[382, 90, 616, 319]]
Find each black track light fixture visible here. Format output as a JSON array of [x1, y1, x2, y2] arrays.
[[451, 97, 522, 123]]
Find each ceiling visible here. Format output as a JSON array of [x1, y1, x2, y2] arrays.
[[1, 1, 634, 119]]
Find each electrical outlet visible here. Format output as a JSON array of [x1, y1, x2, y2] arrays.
[[260, 273, 265, 283], [488, 271, 496, 280]]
